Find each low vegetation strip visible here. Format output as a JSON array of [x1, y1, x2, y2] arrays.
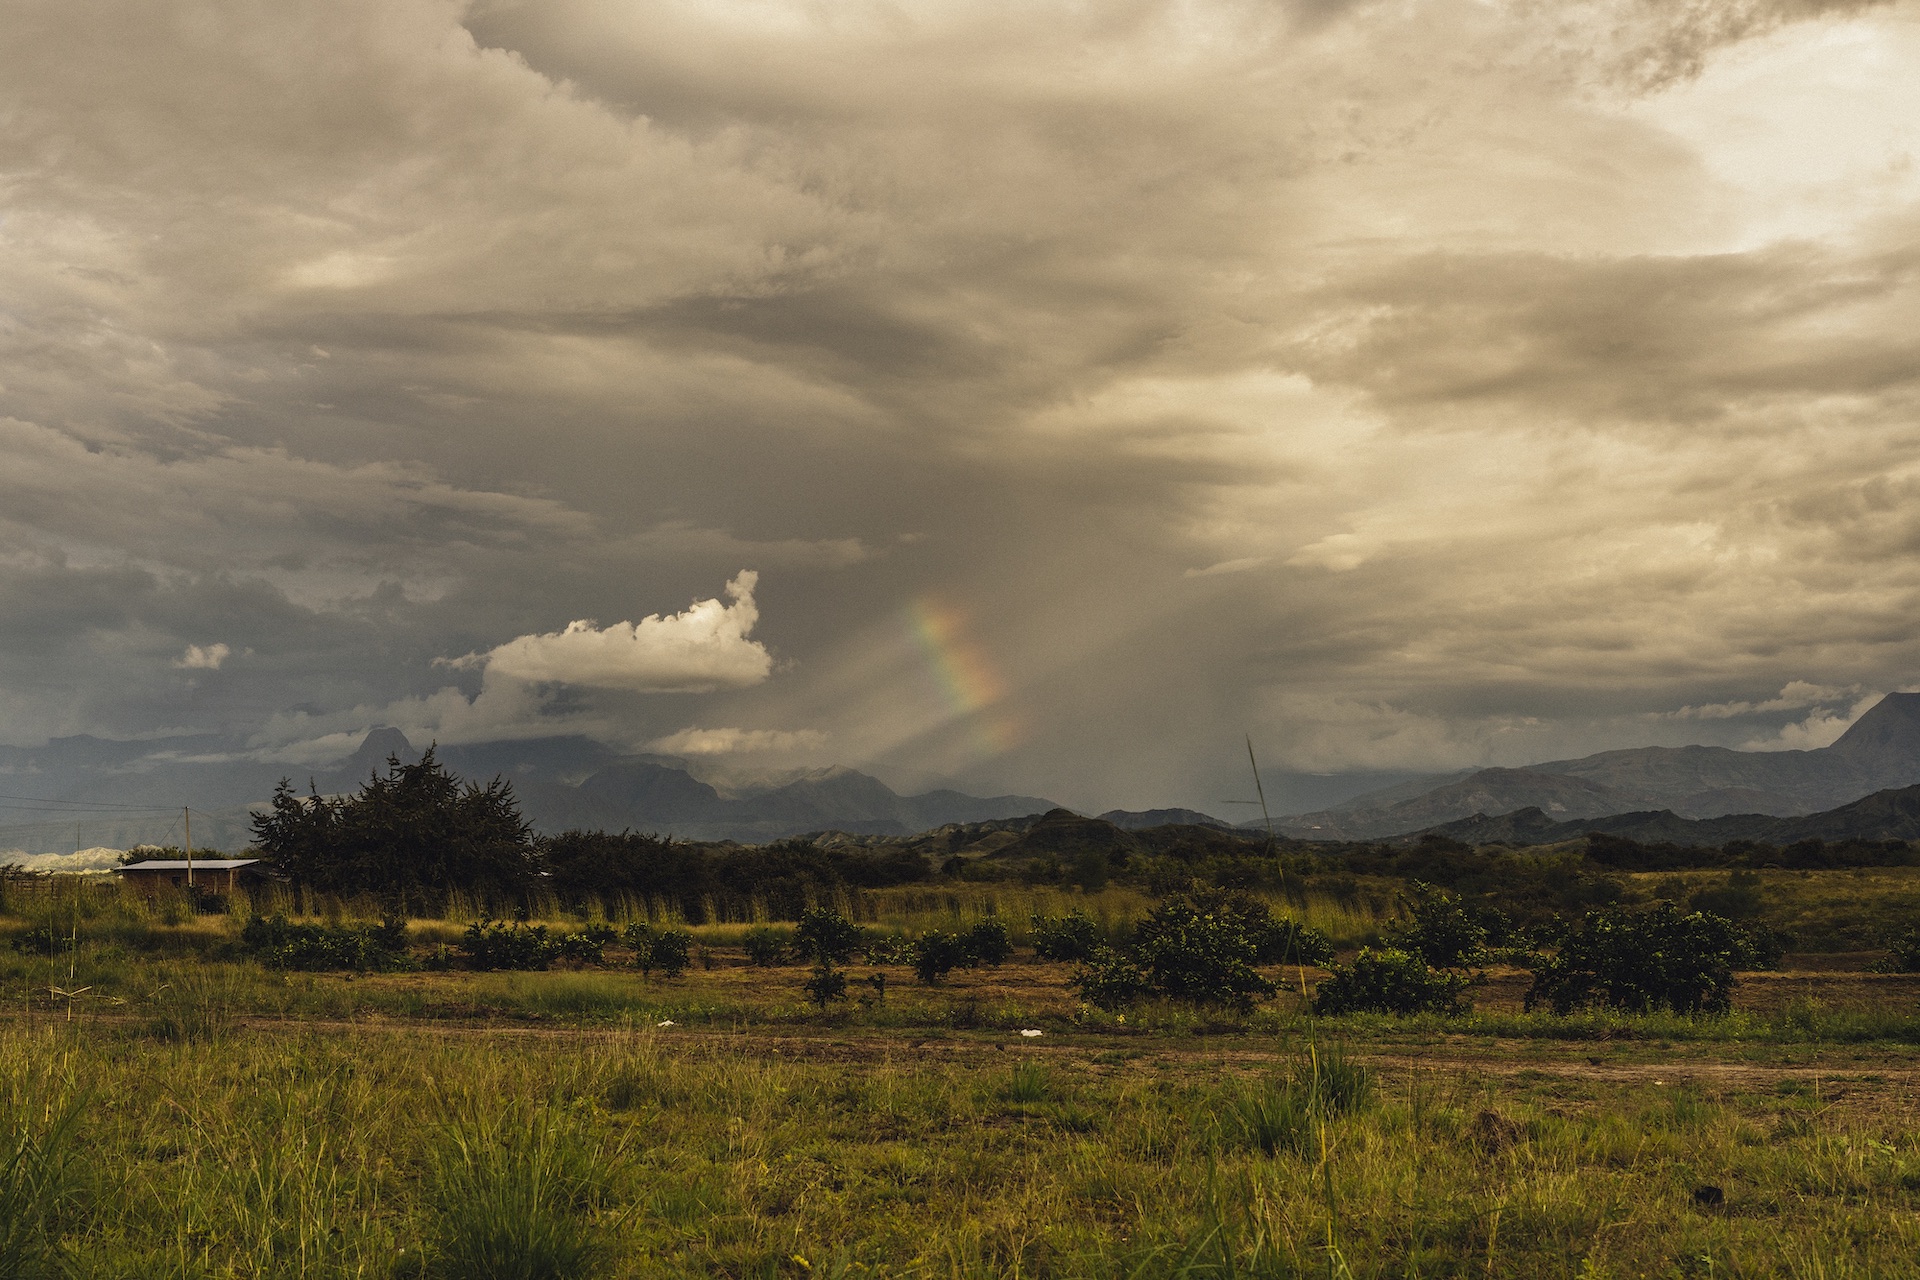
[[4, 747, 1918, 1272], [2, 1016, 1918, 1278]]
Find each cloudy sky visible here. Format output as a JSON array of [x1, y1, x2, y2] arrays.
[[4, 0, 1919, 812]]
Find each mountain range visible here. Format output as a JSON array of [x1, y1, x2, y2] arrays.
[[1415, 780, 1920, 849], [0, 726, 1060, 853], [8, 691, 1920, 856], [1274, 692, 1920, 841]]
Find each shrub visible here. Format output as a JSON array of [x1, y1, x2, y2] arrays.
[[9, 927, 61, 959], [460, 917, 559, 971], [552, 923, 616, 965], [1150, 888, 1331, 967], [1071, 947, 1150, 1011], [1388, 883, 1489, 968], [962, 920, 1012, 967], [1253, 915, 1336, 967], [1129, 892, 1277, 1011], [1735, 922, 1789, 971], [623, 923, 691, 978], [794, 907, 861, 965], [903, 923, 1016, 984], [1524, 903, 1755, 1015], [1064, 890, 1306, 1011], [803, 964, 848, 1009], [912, 931, 971, 985], [1689, 869, 1764, 920], [1875, 926, 1920, 974], [1030, 910, 1102, 962], [743, 926, 791, 967], [1312, 947, 1471, 1016], [862, 934, 912, 965], [242, 914, 412, 972]]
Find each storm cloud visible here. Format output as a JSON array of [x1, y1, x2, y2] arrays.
[[3, 0, 1919, 810]]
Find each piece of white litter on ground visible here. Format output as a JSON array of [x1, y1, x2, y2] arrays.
[[656, 1020, 676, 1028], [1019, 1029, 1043, 1037]]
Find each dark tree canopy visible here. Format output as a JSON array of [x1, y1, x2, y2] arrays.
[[252, 748, 538, 909]]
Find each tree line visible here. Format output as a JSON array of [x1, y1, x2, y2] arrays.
[[251, 749, 931, 917]]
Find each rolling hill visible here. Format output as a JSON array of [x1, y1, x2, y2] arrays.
[[1275, 692, 1920, 840]]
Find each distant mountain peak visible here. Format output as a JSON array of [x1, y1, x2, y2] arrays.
[[344, 726, 415, 776], [1829, 692, 1920, 761]]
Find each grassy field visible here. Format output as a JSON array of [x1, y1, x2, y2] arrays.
[[0, 874, 1917, 1277]]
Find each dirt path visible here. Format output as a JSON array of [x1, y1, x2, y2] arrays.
[[18, 1008, 1911, 1104]]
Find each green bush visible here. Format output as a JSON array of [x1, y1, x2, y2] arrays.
[[803, 963, 848, 1009], [962, 920, 1012, 967], [794, 907, 861, 965], [242, 914, 412, 972], [1253, 914, 1336, 967], [1064, 890, 1315, 1011], [912, 931, 971, 985], [459, 917, 558, 971], [1387, 883, 1490, 968], [1688, 869, 1764, 920], [1071, 947, 1150, 1011], [1128, 892, 1278, 1011], [1311, 947, 1471, 1016], [623, 923, 691, 978], [1524, 903, 1756, 1015], [8, 927, 62, 959], [1030, 909, 1102, 962], [743, 926, 791, 966], [552, 922, 616, 965], [862, 934, 913, 965], [1875, 926, 1920, 973]]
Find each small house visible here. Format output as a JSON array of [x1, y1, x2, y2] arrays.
[[116, 859, 264, 898]]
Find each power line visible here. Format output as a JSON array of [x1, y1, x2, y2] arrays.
[[0, 792, 185, 812]]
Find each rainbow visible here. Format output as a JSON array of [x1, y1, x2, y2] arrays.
[[907, 597, 1024, 755]]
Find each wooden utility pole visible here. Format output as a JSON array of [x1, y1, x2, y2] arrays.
[[184, 807, 193, 888]]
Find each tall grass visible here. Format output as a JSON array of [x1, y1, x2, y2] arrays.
[[0, 1085, 82, 1279], [422, 1099, 620, 1280], [0, 1020, 1909, 1274]]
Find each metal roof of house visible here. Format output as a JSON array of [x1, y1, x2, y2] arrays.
[[116, 859, 260, 871]]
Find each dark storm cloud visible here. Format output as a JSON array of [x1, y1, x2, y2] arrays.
[[3, 0, 1919, 807], [1294, 242, 1920, 422]]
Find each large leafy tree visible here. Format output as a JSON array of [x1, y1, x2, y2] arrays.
[[252, 748, 538, 909]]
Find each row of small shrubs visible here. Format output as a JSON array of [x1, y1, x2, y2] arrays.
[[1073, 889, 1336, 1013], [237, 914, 697, 976], [240, 915, 413, 972], [782, 908, 1020, 1007], [1066, 884, 1789, 1018], [452, 918, 693, 976], [746, 910, 1015, 985]]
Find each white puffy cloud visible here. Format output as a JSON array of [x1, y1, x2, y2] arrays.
[[1741, 695, 1882, 751], [250, 574, 776, 757], [174, 643, 231, 670], [1665, 681, 1859, 720], [646, 726, 829, 756], [474, 572, 771, 694]]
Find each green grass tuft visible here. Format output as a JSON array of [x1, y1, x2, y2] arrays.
[[420, 1101, 619, 1280]]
